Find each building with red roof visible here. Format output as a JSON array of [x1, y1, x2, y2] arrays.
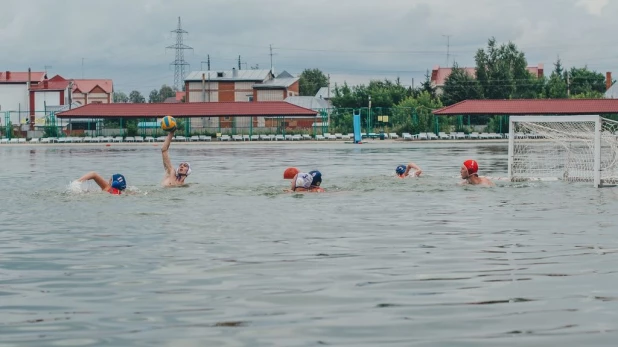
[[430, 64, 544, 95], [71, 79, 114, 105], [0, 70, 46, 122]]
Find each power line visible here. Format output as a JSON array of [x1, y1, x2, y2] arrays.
[[166, 16, 193, 90]]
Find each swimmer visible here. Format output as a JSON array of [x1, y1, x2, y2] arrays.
[[284, 168, 324, 192], [77, 172, 127, 195], [395, 162, 422, 178], [460, 159, 494, 186], [161, 129, 191, 187]]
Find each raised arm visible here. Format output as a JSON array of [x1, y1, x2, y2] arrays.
[[406, 162, 422, 177], [161, 130, 175, 176], [78, 171, 110, 191]]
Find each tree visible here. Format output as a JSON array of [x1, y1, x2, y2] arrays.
[[545, 57, 568, 98], [148, 89, 160, 103], [475, 37, 539, 99], [419, 70, 436, 99], [129, 90, 145, 103], [159, 84, 175, 100], [299, 68, 328, 96], [567, 66, 606, 96], [113, 91, 129, 103], [391, 91, 444, 135], [441, 63, 483, 105]]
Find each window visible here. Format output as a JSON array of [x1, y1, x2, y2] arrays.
[[248, 96, 254, 102], [224, 116, 230, 120], [217, 72, 224, 77]]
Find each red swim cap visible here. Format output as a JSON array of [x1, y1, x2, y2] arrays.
[[283, 167, 300, 179], [463, 160, 478, 175]]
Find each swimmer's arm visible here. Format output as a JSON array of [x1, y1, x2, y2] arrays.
[[406, 162, 422, 176], [78, 171, 110, 191], [161, 131, 175, 176], [290, 174, 298, 191]]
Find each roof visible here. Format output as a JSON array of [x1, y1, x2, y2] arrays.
[[253, 77, 299, 89], [46, 102, 83, 113], [30, 77, 70, 91], [433, 99, 618, 115], [163, 97, 179, 103], [276, 70, 294, 78], [431, 64, 544, 86], [185, 69, 272, 82], [315, 87, 334, 99], [72, 79, 113, 94], [0, 71, 46, 83], [56, 101, 319, 118], [285, 96, 331, 110]]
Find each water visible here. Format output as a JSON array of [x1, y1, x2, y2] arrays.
[[2, 141, 618, 346]]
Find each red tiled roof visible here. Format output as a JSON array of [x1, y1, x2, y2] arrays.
[[57, 101, 319, 118], [433, 99, 618, 115], [0, 71, 46, 83], [30, 79, 70, 91], [431, 64, 544, 86], [71, 79, 113, 94]]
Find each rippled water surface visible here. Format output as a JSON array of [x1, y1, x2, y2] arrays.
[[2, 141, 618, 346]]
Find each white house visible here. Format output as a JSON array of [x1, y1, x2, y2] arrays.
[[0, 70, 46, 124]]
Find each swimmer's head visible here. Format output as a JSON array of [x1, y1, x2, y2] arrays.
[[110, 173, 127, 191], [395, 165, 406, 177], [309, 170, 322, 186], [283, 167, 300, 179], [176, 162, 191, 178], [461, 159, 479, 178]]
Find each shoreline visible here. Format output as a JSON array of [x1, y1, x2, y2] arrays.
[[0, 139, 511, 146]]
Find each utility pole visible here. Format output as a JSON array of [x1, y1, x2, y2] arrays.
[[166, 16, 193, 90], [269, 44, 275, 75], [44, 65, 52, 76], [442, 35, 451, 67], [238, 55, 242, 70], [567, 71, 570, 97], [81, 58, 84, 78], [201, 55, 211, 71], [327, 74, 331, 127]]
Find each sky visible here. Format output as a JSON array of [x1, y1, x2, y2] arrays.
[[1, 0, 616, 97]]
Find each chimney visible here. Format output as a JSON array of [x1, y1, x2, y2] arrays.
[[5, 71, 10, 80], [232, 67, 238, 78], [44, 80, 48, 89], [607, 72, 612, 91]]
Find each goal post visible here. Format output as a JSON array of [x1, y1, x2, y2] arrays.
[[508, 115, 618, 187]]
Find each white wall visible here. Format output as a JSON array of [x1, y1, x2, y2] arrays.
[[188, 81, 218, 102], [34, 91, 61, 112], [0, 84, 28, 113]]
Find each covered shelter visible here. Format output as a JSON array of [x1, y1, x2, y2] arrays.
[[432, 99, 618, 135], [54, 101, 322, 138]]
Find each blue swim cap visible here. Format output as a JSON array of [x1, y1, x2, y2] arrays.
[[396, 165, 406, 176], [111, 174, 126, 190], [309, 170, 322, 186]]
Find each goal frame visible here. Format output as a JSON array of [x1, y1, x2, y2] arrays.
[[508, 115, 602, 187]]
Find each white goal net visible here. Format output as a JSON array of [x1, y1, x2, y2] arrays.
[[508, 115, 618, 187]]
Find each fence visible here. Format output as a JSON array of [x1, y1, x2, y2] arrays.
[[0, 108, 512, 140]]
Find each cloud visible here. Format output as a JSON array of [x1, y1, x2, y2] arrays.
[[0, 0, 616, 95]]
